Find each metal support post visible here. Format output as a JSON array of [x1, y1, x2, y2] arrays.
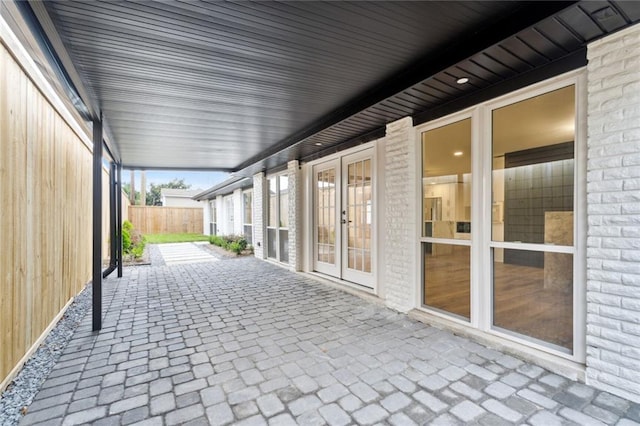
[[92, 117, 103, 331], [117, 163, 123, 277]]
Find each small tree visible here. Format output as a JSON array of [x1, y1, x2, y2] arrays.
[[146, 178, 190, 206], [122, 183, 142, 205]]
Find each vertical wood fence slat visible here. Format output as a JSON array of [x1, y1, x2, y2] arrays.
[[0, 44, 96, 387], [127, 206, 203, 234]]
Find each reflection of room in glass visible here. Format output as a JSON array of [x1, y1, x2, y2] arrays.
[[316, 169, 336, 264], [347, 159, 372, 273], [424, 244, 470, 319], [422, 118, 471, 320], [491, 85, 575, 351]]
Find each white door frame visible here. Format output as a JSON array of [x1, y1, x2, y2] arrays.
[[310, 145, 376, 289]]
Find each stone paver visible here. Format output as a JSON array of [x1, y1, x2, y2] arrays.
[[18, 247, 640, 425]]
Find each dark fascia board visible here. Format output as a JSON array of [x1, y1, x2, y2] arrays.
[[233, 126, 386, 178], [233, 1, 578, 172], [193, 176, 250, 200], [122, 165, 234, 173], [300, 127, 386, 164], [413, 48, 587, 127]]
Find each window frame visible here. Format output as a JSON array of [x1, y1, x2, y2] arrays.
[[266, 172, 289, 264], [415, 70, 586, 362], [242, 189, 253, 244]]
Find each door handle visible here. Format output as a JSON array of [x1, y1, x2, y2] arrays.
[[341, 219, 352, 224]]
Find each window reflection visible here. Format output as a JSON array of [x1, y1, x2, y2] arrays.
[[422, 119, 472, 239], [424, 244, 470, 319], [493, 249, 573, 350], [491, 85, 575, 350]]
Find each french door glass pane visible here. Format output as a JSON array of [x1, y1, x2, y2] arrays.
[[317, 169, 336, 265], [279, 176, 289, 228], [268, 179, 277, 228], [493, 248, 573, 351], [424, 243, 470, 319], [346, 159, 371, 273]]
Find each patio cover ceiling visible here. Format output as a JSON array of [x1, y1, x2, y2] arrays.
[[20, 1, 640, 175]]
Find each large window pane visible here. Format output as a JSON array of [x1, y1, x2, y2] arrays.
[[424, 243, 470, 320], [493, 248, 573, 351], [491, 85, 575, 351], [279, 230, 289, 263], [421, 118, 471, 322], [267, 228, 277, 259], [422, 118, 472, 239], [492, 86, 575, 249]]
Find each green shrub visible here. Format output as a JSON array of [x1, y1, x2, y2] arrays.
[[209, 235, 225, 247], [210, 234, 248, 254], [122, 220, 145, 259], [122, 221, 133, 253]]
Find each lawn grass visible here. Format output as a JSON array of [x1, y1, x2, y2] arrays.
[[144, 233, 210, 244]]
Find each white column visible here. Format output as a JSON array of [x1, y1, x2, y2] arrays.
[[586, 23, 640, 403], [253, 172, 266, 259], [383, 117, 418, 313], [288, 160, 302, 271]]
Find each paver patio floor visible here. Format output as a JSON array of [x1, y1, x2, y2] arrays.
[[19, 248, 640, 425]]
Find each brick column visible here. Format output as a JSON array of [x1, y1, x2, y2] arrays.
[[383, 117, 418, 313], [288, 160, 302, 271], [586, 23, 640, 403], [253, 172, 266, 259]]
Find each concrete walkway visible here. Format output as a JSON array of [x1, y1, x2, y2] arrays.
[[19, 255, 640, 425], [156, 242, 218, 265]]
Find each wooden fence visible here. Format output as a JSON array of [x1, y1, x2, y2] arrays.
[[1, 43, 93, 389], [128, 206, 203, 234]]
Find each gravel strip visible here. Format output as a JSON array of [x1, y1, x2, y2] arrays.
[[0, 245, 163, 425], [0, 284, 92, 426]]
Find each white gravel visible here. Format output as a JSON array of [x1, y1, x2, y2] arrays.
[[0, 284, 92, 426]]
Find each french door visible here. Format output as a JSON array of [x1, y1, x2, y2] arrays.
[[313, 149, 374, 288]]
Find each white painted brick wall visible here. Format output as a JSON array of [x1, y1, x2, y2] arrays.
[[287, 160, 302, 271], [586, 23, 640, 403], [253, 172, 265, 259], [383, 117, 417, 313]]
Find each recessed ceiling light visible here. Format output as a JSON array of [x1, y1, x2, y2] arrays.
[[456, 77, 469, 85], [315, 142, 323, 146], [454, 151, 464, 156]]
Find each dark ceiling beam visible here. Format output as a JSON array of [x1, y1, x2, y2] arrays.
[[27, 0, 121, 163], [233, 1, 578, 172]]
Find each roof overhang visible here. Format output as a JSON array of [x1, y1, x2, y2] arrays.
[[8, 1, 640, 174]]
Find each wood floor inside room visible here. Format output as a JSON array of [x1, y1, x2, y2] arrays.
[[424, 246, 573, 350]]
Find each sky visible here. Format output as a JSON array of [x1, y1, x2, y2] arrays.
[[121, 170, 229, 192]]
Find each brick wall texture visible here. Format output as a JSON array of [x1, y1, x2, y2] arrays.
[[383, 117, 417, 313], [287, 160, 302, 271], [586, 24, 640, 403], [253, 172, 265, 259]]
